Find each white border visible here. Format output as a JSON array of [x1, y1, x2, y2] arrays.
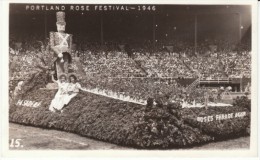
[[0, 0, 258, 158]]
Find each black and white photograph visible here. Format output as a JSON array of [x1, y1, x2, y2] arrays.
[[0, 0, 258, 158]]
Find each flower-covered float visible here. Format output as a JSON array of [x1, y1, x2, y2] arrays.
[[9, 11, 250, 149]]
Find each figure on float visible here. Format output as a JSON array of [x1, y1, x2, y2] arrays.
[[49, 11, 73, 80]]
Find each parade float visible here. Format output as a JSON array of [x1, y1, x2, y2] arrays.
[[9, 12, 250, 149]]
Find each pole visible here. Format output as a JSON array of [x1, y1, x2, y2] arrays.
[[238, 13, 242, 43], [44, 11, 47, 41], [194, 14, 197, 55], [240, 73, 243, 92], [100, 13, 104, 45], [153, 14, 155, 47]]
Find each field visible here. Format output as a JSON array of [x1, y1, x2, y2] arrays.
[[9, 123, 250, 150]]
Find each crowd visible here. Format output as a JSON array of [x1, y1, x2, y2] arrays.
[[9, 32, 251, 79], [134, 53, 194, 78], [9, 33, 251, 106], [182, 51, 251, 79], [81, 52, 146, 77], [78, 49, 251, 79], [9, 33, 51, 80]]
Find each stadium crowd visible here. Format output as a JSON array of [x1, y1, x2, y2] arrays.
[[9, 33, 251, 105], [9, 33, 251, 79]]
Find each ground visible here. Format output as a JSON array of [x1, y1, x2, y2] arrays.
[[9, 123, 250, 150]]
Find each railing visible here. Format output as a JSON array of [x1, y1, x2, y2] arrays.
[[199, 78, 230, 84], [221, 90, 233, 99], [83, 88, 147, 105], [186, 77, 200, 93]]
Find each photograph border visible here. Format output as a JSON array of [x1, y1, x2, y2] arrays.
[[0, 0, 258, 158]]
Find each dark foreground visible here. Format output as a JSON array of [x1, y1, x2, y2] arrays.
[[9, 123, 250, 150]]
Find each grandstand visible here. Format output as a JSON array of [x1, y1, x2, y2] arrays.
[[9, 5, 251, 106]]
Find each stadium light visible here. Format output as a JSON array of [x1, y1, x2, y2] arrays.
[[238, 13, 242, 42]]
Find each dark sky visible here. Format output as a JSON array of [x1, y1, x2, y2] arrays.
[[9, 4, 251, 43]]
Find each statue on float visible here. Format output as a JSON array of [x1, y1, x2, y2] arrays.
[[50, 11, 73, 79]]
